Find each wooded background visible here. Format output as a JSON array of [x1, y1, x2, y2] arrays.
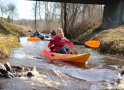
[[0, 0, 104, 39]]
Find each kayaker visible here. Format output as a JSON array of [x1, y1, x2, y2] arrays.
[[51, 30, 56, 37], [33, 29, 44, 40], [48, 28, 77, 54]]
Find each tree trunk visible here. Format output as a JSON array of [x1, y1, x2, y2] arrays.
[[64, 3, 67, 37], [35, 1, 37, 29]]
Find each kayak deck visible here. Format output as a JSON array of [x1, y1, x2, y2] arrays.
[[42, 49, 91, 63]]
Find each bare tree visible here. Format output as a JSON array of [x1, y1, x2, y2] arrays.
[[0, 5, 7, 18], [0, 1, 7, 18], [33, 1, 61, 31], [38, 1, 42, 21], [60, 3, 64, 28], [44, 2, 60, 29], [30, 1, 103, 37], [34, 1, 37, 29], [7, 2, 18, 23], [63, 3, 67, 37], [59, 3, 103, 39]]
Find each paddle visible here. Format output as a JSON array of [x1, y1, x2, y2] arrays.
[[27, 37, 100, 48], [27, 37, 74, 46], [27, 37, 41, 42], [84, 40, 100, 48]]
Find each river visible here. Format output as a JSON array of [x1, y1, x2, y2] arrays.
[[0, 37, 124, 90]]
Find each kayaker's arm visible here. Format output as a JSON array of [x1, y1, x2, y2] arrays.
[[48, 39, 54, 48]]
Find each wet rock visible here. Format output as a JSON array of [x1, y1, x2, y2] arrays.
[[0, 63, 47, 79], [121, 71, 124, 76], [4, 62, 11, 71], [116, 79, 124, 89], [0, 68, 7, 77], [0, 62, 14, 78], [11, 66, 22, 72], [116, 71, 124, 90], [25, 66, 47, 79], [0, 63, 6, 71], [27, 72, 34, 78], [9, 66, 47, 79], [0, 68, 14, 78], [2, 71, 14, 78]]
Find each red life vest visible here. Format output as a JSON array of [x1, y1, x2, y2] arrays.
[[48, 36, 69, 52]]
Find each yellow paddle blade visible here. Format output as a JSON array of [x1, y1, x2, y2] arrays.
[[84, 40, 100, 48], [27, 37, 41, 42]]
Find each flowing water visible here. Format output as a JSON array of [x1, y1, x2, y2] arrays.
[[0, 37, 124, 90]]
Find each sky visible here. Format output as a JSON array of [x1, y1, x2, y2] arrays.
[[16, 0, 35, 19]]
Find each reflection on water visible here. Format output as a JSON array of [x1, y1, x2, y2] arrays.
[[0, 37, 124, 90]]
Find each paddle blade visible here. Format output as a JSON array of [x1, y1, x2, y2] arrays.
[[84, 40, 100, 48], [27, 37, 41, 42]]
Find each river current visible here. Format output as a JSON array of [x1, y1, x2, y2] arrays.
[[0, 37, 124, 90]]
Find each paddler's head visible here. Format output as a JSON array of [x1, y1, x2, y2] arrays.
[[56, 28, 64, 38]]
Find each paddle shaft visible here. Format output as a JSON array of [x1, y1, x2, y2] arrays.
[[42, 39, 74, 46], [28, 37, 82, 45], [42, 39, 68, 42]]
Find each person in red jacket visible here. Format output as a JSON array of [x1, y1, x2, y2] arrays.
[[48, 28, 73, 54]]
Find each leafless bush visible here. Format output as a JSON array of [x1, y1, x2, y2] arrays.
[[67, 18, 101, 39]]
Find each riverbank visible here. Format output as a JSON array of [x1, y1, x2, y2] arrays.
[[0, 19, 33, 60], [77, 25, 124, 56], [0, 34, 21, 59]]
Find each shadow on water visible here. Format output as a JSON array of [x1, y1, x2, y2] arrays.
[[0, 36, 124, 90]]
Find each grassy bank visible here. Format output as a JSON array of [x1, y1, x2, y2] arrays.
[[93, 26, 124, 55], [77, 25, 124, 56], [0, 19, 33, 60], [0, 19, 32, 37], [0, 34, 21, 59]]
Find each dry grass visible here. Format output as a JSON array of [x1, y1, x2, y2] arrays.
[[93, 25, 124, 55], [76, 25, 124, 56], [0, 19, 33, 37], [0, 34, 21, 59], [0, 19, 31, 60]]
